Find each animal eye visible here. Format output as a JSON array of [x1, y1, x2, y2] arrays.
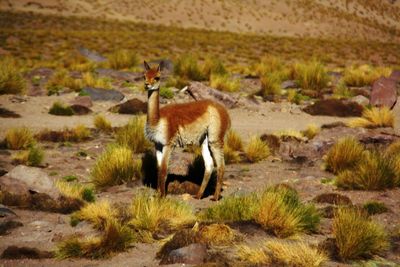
[[154, 77, 160, 81]]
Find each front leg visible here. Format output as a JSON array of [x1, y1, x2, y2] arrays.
[[156, 144, 173, 197]]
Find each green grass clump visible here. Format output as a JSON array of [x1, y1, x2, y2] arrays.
[[292, 60, 330, 91], [336, 151, 398, 190], [26, 144, 44, 166], [333, 207, 389, 261], [63, 175, 78, 182], [56, 180, 95, 203], [245, 136, 270, 163], [93, 114, 112, 132], [129, 188, 195, 232], [115, 116, 152, 153], [348, 107, 394, 129], [5, 127, 34, 150], [106, 49, 138, 69], [46, 69, 82, 95], [209, 74, 240, 92], [0, 57, 25, 94], [49, 101, 74, 116], [363, 201, 389, 215], [90, 144, 136, 188], [159, 87, 174, 99], [343, 65, 391, 87], [174, 54, 205, 81], [324, 137, 364, 174]]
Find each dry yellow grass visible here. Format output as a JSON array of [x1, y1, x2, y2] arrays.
[[209, 74, 240, 92], [225, 129, 243, 151], [106, 49, 138, 70], [56, 180, 94, 202], [0, 56, 26, 94], [5, 127, 34, 150], [245, 136, 270, 163], [343, 65, 392, 87], [348, 107, 394, 129], [333, 207, 389, 261], [275, 129, 305, 140], [237, 244, 271, 265], [72, 125, 91, 141], [198, 223, 237, 246], [292, 60, 330, 91], [115, 116, 152, 153], [224, 145, 241, 164], [301, 124, 320, 139], [73, 200, 118, 230], [94, 114, 112, 132], [81, 72, 111, 89]]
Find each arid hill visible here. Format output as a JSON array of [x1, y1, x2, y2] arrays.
[[1, 0, 400, 41]]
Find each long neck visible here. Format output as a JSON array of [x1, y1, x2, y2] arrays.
[[147, 90, 160, 126]]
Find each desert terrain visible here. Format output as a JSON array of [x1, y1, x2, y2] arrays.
[[0, 3, 400, 267]]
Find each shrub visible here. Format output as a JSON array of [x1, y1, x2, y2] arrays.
[[174, 54, 205, 81], [209, 74, 240, 92], [115, 116, 152, 153], [226, 129, 243, 151], [106, 49, 138, 69], [348, 107, 394, 129], [72, 200, 117, 229], [26, 144, 44, 166], [324, 137, 364, 174], [333, 207, 389, 261], [129, 188, 195, 232], [292, 60, 330, 91], [254, 55, 285, 76], [72, 125, 91, 141], [333, 82, 354, 99], [343, 65, 391, 87], [49, 101, 74, 116], [56, 180, 95, 203], [91, 145, 136, 188], [81, 72, 111, 89], [258, 72, 282, 97], [159, 87, 174, 99], [202, 57, 227, 78], [0, 57, 25, 94], [245, 136, 270, 163], [46, 69, 82, 94], [56, 219, 135, 259], [363, 201, 389, 215], [5, 127, 34, 150], [336, 151, 397, 190], [301, 124, 320, 139], [94, 114, 112, 132]]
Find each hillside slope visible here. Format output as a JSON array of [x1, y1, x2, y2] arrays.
[[1, 0, 400, 41]]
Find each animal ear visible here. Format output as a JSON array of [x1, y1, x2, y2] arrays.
[[157, 61, 164, 72], [144, 61, 151, 71]]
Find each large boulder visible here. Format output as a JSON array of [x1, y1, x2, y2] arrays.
[[109, 98, 147, 114], [389, 70, 400, 83], [160, 243, 207, 265], [70, 96, 93, 108], [185, 82, 238, 108], [81, 87, 125, 102], [350, 95, 369, 106], [370, 77, 397, 109], [303, 99, 363, 117], [70, 104, 92, 115]]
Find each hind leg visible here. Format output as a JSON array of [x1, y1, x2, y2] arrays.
[[156, 144, 173, 197], [209, 142, 225, 201], [195, 136, 214, 199]]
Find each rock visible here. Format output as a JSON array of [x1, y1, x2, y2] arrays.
[[313, 193, 352, 205], [0, 107, 20, 118], [1, 246, 53, 259], [78, 47, 106, 62], [161, 243, 207, 265], [350, 87, 370, 97], [370, 77, 397, 109], [281, 80, 297, 89], [185, 82, 238, 108], [0, 205, 22, 235], [70, 96, 93, 108], [303, 99, 363, 117], [389, 70, 400, 83], [109, 98, 147, 114], [81, 87, 125, 102], [70, 104, 92, 115], [95, 68, 142, 82], [350, 95, 369, 106]]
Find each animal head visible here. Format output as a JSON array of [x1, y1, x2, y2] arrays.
[[143, 61, 162, 91]]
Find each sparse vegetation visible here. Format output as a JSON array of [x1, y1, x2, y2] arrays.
[[258, 72, 282, 97], [0, 57, 26, 94], [333, 207, 389, 261], [26, 144, 44, 166], [49, 101, 74, 116], [209, 74, 240, 92], [56, 180, 95, 203], [224, 145, 241, 164], [292, 60, 330, 91], [174, 54, 205, 81], [202, 57, 227, 78], [72, 200, 117, 229], [81, 72, 111, 89], [94, 114, 112, 132], [46, 69, 82, 95], [324, 137, 364, 174], [226, 129, 243, 151], [245, 136, 270, 163], [348, 107, 394, 129], [363, 201, 389, 215], [301, 124, 320, 139], [106, 49, 138, 70], [115, 116, 152, 153], [5, 127, 34, 150], [343, 65, 391, 87], [91, 144, 136, 188], [159, 87, 174, 99]]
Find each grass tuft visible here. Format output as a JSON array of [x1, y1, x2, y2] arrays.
[[5, 127, 34, 150], [362, 201, 389, 215], [129, 188, 195, 233], [224, 145, 241, 164], [302, 124, 320, 139], [115, 116, 152, 153], [245, 136, 270, 163], [56, 180, 95, 203], [159, 87, 174, 99], [237, 244, 271, 265], [81, 72, 111, 89], [202, 56, 227, 78], [93, 114, 112, 132], [209, 74, 240, 92], [343, 65, 391, 87], [106, 49, 138, 69], [226, 130, 243, 151], [26, 144, 44, 166], [49, 101, 74, 116], [324, 137, 364, 174], [258, 72, 282, 97], [292, 60, 330, 91], [174, 54, 205, 81], [198, 223, 237, 245], [72, 200, 117, 229], [0, 57, 25, 94], [348, 107, 394, 129], [90, 144, 136, 188], [333, 207, 389, 261]]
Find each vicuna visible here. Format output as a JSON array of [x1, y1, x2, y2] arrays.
[[143, 61, 231, 200]]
